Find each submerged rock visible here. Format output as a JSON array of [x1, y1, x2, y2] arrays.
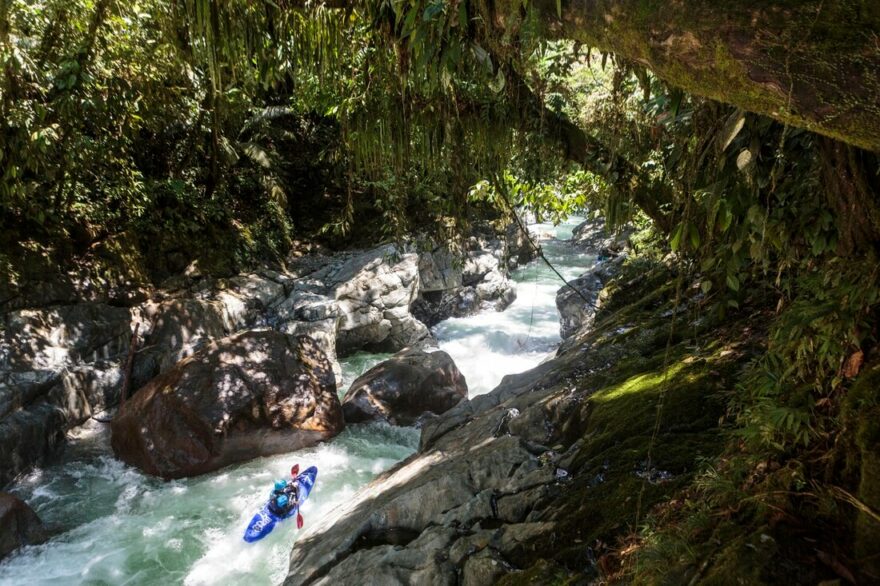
[[0, 492, 47, 561], [341, 350, 468, 426], [111, 331, 343, 479]]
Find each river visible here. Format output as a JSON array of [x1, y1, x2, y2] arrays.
[[0, 217, 594, 586]]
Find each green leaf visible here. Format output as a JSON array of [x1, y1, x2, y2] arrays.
[[556, 0, 562, 19], [726, 273, 740, 292], [670, 89, 683, 118], [689, 224, 700, 249], [488, 68, 506, 93], [401, 8, 418, 37], [719, 207, 733, 232], [670, 223, 684, 251], [423, 2, 444, 21]]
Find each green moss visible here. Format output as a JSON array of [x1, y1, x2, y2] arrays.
[[495, 559, 582, 586], [561, 350, 729, 522], [514, 277, 746, 574], [695, 526, 777, 586], [593, 361, 687, 403]]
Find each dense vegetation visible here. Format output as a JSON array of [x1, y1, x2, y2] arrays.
[[2, 0, 879, 582]]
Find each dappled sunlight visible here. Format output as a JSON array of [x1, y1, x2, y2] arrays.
[[0, 420, 417, 585]]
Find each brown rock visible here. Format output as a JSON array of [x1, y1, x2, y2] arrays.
[[111, 331, 343, 479], [0, 492, 47, 561], [342, 350, 468, 426]]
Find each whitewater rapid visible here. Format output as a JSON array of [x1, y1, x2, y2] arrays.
[[0, 217, 593, 585]]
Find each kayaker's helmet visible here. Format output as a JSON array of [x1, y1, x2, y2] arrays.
[[277, 495, 289, 508], [274, 479, 287, 491]]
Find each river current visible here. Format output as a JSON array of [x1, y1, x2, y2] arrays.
[[0, 217, 593, 585]]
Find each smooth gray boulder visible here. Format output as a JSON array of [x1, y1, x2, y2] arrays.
[[413, 248, 517, 327], [556, 256, 626, 339], [0, 303, 133, 485], [284, 346, 584, 585], [329, 245, 429, 354], [556, 272, 604, 340], [341, 350, 468, 426]]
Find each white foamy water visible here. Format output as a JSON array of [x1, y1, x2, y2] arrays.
[[435, 218, 595, 394], [0, 216, 593, 585]]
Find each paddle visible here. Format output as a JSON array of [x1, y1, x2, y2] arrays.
[[291, 463, 304, 529]]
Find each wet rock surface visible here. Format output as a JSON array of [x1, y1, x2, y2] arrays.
[[111, 331, 343, 479], [555, 256, 625, 339], [555, 219, 630, 339], [569, 217, 632, 255], [412, 223, 533, 327], [285, 339, 591, 585], [0, 492, 47, 561], [341, 350, 468, 426], [0, 303, 133, 485], [285, 257, 738, 585], [0, 224, 530, 488]]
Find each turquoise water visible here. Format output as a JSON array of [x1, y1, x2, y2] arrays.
[[0, 421, 417, 586], [0, 217, 593, 585]]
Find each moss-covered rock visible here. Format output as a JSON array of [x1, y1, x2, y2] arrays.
[[284, 259, 759, 584]]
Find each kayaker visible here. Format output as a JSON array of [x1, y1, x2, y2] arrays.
[[267, 465, 302, 518]]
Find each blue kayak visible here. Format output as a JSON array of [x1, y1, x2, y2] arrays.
[[243, 466, 318, 543]]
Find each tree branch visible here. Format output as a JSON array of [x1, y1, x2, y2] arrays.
[[506, 0, 880, 152]]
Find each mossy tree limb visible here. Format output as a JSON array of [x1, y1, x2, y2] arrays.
[[489, 0, 880, 152]]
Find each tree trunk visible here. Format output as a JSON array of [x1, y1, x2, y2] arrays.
[[488, 0, 880, 152]]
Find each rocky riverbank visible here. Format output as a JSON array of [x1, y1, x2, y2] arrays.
[[0, 221, 535, 557], [282, 251, 760, 585]]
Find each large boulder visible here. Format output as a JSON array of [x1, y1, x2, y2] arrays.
[[556, 256, 626, 339], [556, 272, 604, 340], [279, 318, 343, 386], [328, 245, 429, 354], [111, 331, 344, 479], [341, 350, 468, 426], [570, 217, 633, 255], [0, 303, 133, 485], [286, 356, 568, 586], [2, 303, 132, 372], [0, 492, 47, 561], [418, 248, 463, 293]]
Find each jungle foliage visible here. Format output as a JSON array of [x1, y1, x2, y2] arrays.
[[2, 0, 880, 582]]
